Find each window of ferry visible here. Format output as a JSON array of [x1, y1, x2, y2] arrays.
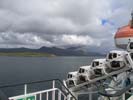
[[92, 61, 99, 67], [68, 74, 72, 78], [79, 68, 85, 73], [130, 53, 133, 60], [130, 43, 133, 49], [108, 53, 112, 59], [113, 53, 117, 58]]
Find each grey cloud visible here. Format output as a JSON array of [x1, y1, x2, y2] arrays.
[[0, 32, 54, 48], [0, 0, 132, 51], [0, 0, 110, 34]]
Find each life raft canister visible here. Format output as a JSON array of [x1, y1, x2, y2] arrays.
[[115, 11, 133, 49]]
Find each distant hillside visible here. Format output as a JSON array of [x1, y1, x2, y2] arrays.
[[0, 46, 104, 56]]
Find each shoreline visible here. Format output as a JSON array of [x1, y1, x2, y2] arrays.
[[0, 52, 56, 57]]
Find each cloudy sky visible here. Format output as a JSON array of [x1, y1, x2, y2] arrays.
[[0, 0, 132, 52]]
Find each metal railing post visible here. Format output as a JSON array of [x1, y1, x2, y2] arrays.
[[89, 93, 92, 100], [53, 80, 55, 88], [24, 84, 27, 95], [46, 92, 49, 100], [52, 80, 55, 100], [58, 90, 61, 100], [39, 93, 42, 100], [122, 93, 125, 100]]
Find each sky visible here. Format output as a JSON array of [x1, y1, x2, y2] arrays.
[[0, 0, 132, 52]]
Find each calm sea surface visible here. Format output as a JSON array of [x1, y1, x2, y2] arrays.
[[0, 56, 103, 99]]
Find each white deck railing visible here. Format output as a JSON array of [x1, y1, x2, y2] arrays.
[[8, 80, 68, 100], [9, 88, 67, 100]]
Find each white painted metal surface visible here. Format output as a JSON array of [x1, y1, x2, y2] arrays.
[[115, 37, 133, 49]]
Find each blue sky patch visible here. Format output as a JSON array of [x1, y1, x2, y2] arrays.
[[101, 19, 114, 26]]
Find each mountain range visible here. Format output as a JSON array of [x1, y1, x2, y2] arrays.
[[0, 46, 104, 56]]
